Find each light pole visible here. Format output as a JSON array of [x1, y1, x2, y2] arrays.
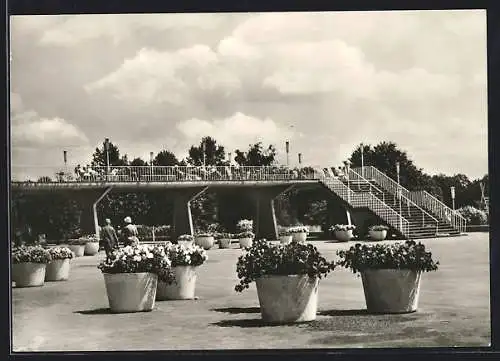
[[202, 139, 206, 169], [150, 152, 154, 179], [104, 138, 110, 176], [450, 186, 456, 211], [298, 153, 302, 165], [285, 141, 290, 167], [396, 161, 402, 232], [228, 152, 232, 165], [345, 160, 351, 203], [360, 143, 364, 178]]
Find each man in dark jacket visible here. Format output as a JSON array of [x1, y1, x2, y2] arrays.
[[101, 218, 119, 257]]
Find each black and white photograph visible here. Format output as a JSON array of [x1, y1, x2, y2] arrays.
[[9, 9, 490, 352]]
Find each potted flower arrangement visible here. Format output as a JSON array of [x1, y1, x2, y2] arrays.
[[98, 244, 172, 313], [156, 243, 208, 300], [45, 246, 75, 281], [12, 245, 52, 287], [336, 240, 439, 313], [194, 232, 215, 250], [235, 239, 335, 323], [278, 229, 292, 244], [368, 225, 389, 241], [67, 238, 87, 257], [82, 234, 100, 255], [218, 233, 234, 249], [331, 224, 356, 242], [177, 234, 195, 248], [237, 219, 254, 248], [288, 226, 309, 243]]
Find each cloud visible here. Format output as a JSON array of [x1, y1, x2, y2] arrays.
[[85, 45, 241, 106], [176, 112, 295, 157]]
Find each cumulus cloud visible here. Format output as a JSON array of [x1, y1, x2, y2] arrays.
[[176, 112, 295, 155]]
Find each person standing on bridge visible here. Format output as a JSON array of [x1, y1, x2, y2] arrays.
[[101, 218, 119, 257], [123, 216, 140, 246]]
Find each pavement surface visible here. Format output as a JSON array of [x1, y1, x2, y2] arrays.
[[12, 233, 491, 351]]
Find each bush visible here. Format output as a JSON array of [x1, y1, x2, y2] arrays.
[[457, 206, 488, 225], [235, 239, 335, 292], [336, 240, 439, 274]]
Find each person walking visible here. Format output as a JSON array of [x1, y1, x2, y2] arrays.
[[101, 218, 119, 257], [123, 216, 140, 247]]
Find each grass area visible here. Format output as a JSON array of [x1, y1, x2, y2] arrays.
[[12, 233, 490, 351]]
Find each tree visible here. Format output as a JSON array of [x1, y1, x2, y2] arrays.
[[130, 157, 147, 166], [432, 173, 472, 208], [153, 150, 180, 166], [90, 140, 128, 168], [349, 141, 441, 193], [234, 142, 277, 166], [187, 137, 226, 166]]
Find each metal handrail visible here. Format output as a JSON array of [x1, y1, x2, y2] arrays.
[[355, 165, 466, 232]]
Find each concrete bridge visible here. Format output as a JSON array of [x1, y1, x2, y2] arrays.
[[11, 165, 466, 240]]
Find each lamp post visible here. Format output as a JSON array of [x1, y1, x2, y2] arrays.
[[285, 141, 290, 167], [150, 152, 154, 179], [298, 153, 302, 165], [202, 139, 206, 169], [228, 152, 232, 165], [345, 160, 351, 203], [360, 143, 364, 178], [396, 161, 402, 232], [450, 186, 456, 211], [104, 138, 110, 177]]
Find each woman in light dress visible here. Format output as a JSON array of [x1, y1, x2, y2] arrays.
[[122, 216, 140, 246]]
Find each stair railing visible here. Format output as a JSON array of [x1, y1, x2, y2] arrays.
[[314, 168, 410, 237], [355, 166, 466, 233]]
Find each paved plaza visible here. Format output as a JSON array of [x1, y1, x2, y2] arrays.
[[12, 233, 490, 351]]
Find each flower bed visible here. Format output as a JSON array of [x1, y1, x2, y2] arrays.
[[12, 245, 52, 287]]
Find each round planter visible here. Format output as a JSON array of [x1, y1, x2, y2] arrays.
[[279, 235, 293, 244], [156, 266, 197, 300], [177, 240, 194, 248], [103, 272, 158, 313], [369, 230, 388, 241], [239, 237, 253, 249], [12, 263, 47, 287], [69, 245, 85, 257], [45, 258, 71, 281], [219, 238, 232, 249], [361, 269, 422, 313], [334, 229, 354, 242], [292, 232, 307, 243], [195, 236, 215, 250], [255, 275, 319, 323], [84, 241, 100, 255]]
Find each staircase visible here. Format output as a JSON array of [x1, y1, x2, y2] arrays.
[[315, 170, 410, 238], [353, 166, 466, 235]]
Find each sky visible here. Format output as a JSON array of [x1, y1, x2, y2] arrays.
[[9, 10, 488, 181]]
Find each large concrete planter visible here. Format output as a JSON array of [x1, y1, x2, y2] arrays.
[[255, 275, 319, 323], [103, 272, 158, 313], [84, 241, 100, 256], [279, 235, 293, 244], [156, 266, 197, 300], [368, 230, 387, 241], [69, 245, 85, 257], [335, 230, 353, 242], [177, 240, 194, 248], [12, 263, 47, 287], [292, 232, 307, 243], [239, 237, 253, 248], [195, 236, 215, 250], [361, 269, 422, 313], [45, 259, 71, 281], [219, 238, 232, 249]]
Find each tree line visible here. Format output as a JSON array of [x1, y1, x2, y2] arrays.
[[12, 138, 488, 241]]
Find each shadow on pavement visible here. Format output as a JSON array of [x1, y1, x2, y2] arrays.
[[211, 307, 261, 314], [211, 318, 300, 328], [318, 309, 371, 316], [74, 308, 115, 315]]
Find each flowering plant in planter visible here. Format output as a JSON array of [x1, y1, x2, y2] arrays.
[[47, 247, 75, 260], [98, 244, 173, 282], [288, 226, 309, 234], [237, 219, 253, 232], [195, 232, 214, 237], [336, 240, 439, 274], [177, 234, 194, 243], [237, 231, 255, 239], [278, 228, 291, 236], [12, 245, 52, 264], [165, 243, 208, 269], [235, 239, 335, 292], [369, 225, 389, 231], [330, 224, 356, 232], [220, 232, 235, 239]]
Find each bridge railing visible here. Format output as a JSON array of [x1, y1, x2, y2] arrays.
[[11, 165, 319, 183]]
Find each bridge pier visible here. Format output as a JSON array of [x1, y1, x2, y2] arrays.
[[171, 186, 208, 238], [251, 185, 295, 240]]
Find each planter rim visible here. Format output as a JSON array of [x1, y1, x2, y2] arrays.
[[13, 261, 49, 265], [102, 271, 157, 276], [258, 274, 319, 279]]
